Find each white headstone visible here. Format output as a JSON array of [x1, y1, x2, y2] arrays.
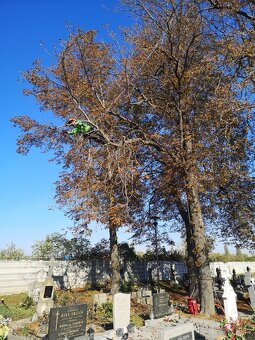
[[222, 279, 238, 322], [244, 270, 255, 310], [113, 293, 130, 331], [244, 270, 252, 286], [221, 268, 231, 280], [93, 293, 108, 306]]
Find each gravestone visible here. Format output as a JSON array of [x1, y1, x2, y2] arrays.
[[222, 279, 238, 322], [113, 293, 130, 331], [36, 257, 55, 316], [93, 293, 108, 307], [142, 290, 152, 297], [159, 323, 194, 340], [153, 292, 170, 319], [28, 281, 41, 303], [48, 304, 87, 340], [244, 269, 255, 310], [232, 269, 237, 286], [171, 264, 178, 283], [216, 267, 223, 290], [145, 318, 195, 340]]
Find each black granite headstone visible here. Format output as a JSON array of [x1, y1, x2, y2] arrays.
[[48, 304, 87, 340], [153, 292, 169, 319]]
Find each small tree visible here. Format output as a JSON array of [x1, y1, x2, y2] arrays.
[[32, 233, 68, 260], [31, 232, 91, 260], [0, 243, 24, 260]]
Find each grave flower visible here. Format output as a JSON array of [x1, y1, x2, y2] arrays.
[[0, 315, 9, 340], [0, 325, 8, 340], [220, 319, 254, 340], [223, 322, 232, 332]]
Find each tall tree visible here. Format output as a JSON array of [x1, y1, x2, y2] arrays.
[[12, 30, 144, 295], [118, 0, 255, 312]]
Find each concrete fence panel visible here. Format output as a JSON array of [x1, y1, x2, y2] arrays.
[[0, 260, 254, 295]]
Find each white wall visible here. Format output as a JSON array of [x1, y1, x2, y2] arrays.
[[0, 260, 254, 295], [0, 260, 111, 295], [210, 262, 255, 276]]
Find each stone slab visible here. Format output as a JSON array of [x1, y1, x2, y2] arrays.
[[159, 325, 194, 340], [142, 290, 152, 297], [93, 320, 194, 340], [144, 318, 195, 340], [131, 292, 137, 299], [93, 293, 108, 306]]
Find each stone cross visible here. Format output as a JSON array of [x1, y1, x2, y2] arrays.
[[47, 256, 55, 279], [222, 279, 238, 322]]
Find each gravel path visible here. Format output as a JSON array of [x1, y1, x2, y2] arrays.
[[192, 318, 224, 339]]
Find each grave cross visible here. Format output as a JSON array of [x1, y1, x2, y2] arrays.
[[222, 279, 238, 322], [47, 256, 55, 279], [55, 310, 60, 331]]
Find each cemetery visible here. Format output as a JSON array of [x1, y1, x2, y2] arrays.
[[0, 259, 255, 339], [2, 0, 255, 339]]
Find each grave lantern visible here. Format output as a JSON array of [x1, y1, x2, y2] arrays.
[[87, 327, 95, 340]]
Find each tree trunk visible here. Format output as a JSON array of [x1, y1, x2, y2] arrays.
[[180, 115, 215, 314], [185, 176, 215, 314], [176, 197, 199, 299], [109, 224, 121, 295]]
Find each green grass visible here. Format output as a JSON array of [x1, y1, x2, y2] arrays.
[[0, 293, 35, 320]]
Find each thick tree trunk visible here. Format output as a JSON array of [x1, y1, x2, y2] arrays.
[[109, 224, 121, 295], [179, 114, 215, 314], [176, 198, 199, 299], [185, 222, 200, 299], [185, 177, 215, 314]]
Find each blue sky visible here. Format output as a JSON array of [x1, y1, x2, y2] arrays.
[[0, 0, 136, 254]]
